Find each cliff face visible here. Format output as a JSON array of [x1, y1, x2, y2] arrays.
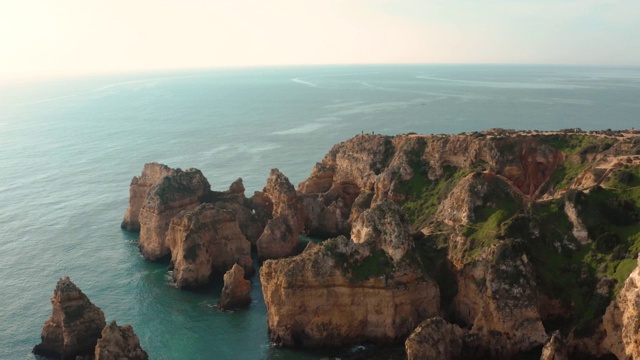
[[33, 277, 106, 359], [121, 163, 177, 231], [166, 203, 253, 289], [274, 132, 640, 357], [260, 229, 440, 347], [138, 168, 211, 260], [256, 169, 303, 260]]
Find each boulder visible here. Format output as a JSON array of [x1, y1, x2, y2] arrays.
[[405, 317, 464, 360]]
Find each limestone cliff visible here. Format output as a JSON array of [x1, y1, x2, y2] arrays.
[[33, 277, 106, 359], [256, 169, 303, 259], [405, 317, 464, 360], [138, 168, 211, 260], [121, 162, 177, 231], [166, 203, 253, 289], [95, 321, 148, 360], [260, 235, 440, 347]]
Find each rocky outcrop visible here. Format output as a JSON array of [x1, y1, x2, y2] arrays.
[[350, 200, 413, 262], [33, 277, 106, 359], [540, 331, 568, 360], [260, 235, 439, 347], [405, 317, 464, 360], [218, 264, 252, 310], [138, 168, 211, 260], [453, 242, 547, 359], [166, 203, 253, 289], [256, 169, 302, 259], [95, 321, 148, 360], [596, 255, 640, 360], [121, 163, 177, 231]]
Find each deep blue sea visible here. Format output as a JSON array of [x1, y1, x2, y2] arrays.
[[1, 65, 639, 359]]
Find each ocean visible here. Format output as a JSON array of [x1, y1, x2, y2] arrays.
[[0, 64, 639, 359]]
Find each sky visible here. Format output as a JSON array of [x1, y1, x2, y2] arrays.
[[1, 0, 639, 81]]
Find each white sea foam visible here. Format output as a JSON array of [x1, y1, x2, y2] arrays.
[[290, 77, 319, 88], [271, 122, 327, 135]]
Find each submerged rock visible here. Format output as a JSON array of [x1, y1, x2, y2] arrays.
[[218, 264, 252, 310], [33, 276, 106, 359], [95, 321, 148, 360]]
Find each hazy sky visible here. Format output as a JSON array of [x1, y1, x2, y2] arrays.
[[1, 0, 639, 81]]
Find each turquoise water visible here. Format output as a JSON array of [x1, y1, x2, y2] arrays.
[[1, 65, 639, 359]]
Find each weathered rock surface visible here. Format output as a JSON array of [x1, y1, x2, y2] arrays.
[[166, 203, 253, 289], [256, 169, 302, 259], [405, 317, 464, 360], [350, 200, 413, 262], [540, 331, 568, 360], [121, 162, 177, 231], [260, 235, 439, 347], [218, 264, 252, 310], [95, 321, 148, 360], [138, 168, 211, 260], [33, 277, 106, 359], [592, 254, 640, 360], [453, 243, 547, 359]]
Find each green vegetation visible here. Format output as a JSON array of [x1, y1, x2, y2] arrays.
[[349, 249, 394, 282], [400, 165, 472, 231], [549, 160, 590, 190], [537, 134, 614, 155]]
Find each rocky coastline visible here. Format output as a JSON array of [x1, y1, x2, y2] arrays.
[[119, 129, 640, 359]]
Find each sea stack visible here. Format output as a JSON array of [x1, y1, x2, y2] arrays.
[[218, 264, 252, 310], [94, 321, 149, 360], [33, 276, 106, 359]]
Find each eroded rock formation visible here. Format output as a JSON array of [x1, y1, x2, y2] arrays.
[[166, 203, 253, 289], [33, 277, 106, 359], [121, 162, 177, 231], [218, 264, 252, 310], [256, 169, 302, 259], [95, 321, 148, 360], [138, 168, 211, 260], [405, 317, 464, 360], [260, 235, 439, 347]]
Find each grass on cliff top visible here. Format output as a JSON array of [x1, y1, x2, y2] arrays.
[[400, 165, 473, 232], [322, 238, 394, 282], [523, 184, 640, 336], [537, 134, 614, 155]]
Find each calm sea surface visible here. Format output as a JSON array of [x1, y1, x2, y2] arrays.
[[1, 65, 639, 359]]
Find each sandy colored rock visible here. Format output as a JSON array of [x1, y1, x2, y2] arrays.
[[167, 203, 253, 289], [94, 321, 148, 360], [350, 200, 413, 262], [33, 276, 106, 360], [453, 243, 547, 359], [260, 235, 439, 347], [599, 254, 640, 360], [138, 168, 211, 260], [218, 264, 252, 310], [257, 169, 302, 259], [121, 162, 177, 231], [540, 331, 568, 360], [405, 317, 464, 360]]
